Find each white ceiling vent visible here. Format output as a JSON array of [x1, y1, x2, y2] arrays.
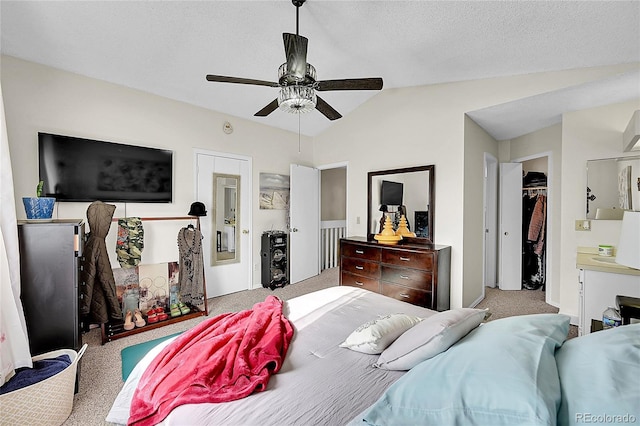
[[623, 110, 640, 152]]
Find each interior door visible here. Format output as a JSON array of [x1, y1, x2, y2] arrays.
[[289, 164, 320, 283], [499, 162, 522, 290], [196, 151, 252, 297]]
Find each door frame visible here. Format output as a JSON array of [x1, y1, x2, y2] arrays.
[[483, 153, 498, 296], [317, 161, 349, 238], [193, 148, 253, 295], [512, 151, 554, 306]]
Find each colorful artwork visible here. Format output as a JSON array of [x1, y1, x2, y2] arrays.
[[112, 262, 184, 316]]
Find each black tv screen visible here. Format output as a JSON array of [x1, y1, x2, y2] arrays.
[[38, 132, 173, 202], [380, 180, 403, 206]]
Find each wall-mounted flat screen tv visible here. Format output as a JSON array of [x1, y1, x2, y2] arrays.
[[38, 132, 173, 203], [380, 180, 403, 206]]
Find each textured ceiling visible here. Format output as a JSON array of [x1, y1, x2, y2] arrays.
[[1, 1, 639, 138]]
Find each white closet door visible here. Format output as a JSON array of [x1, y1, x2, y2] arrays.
[[499, 162, 522, 290], [289, 164, 320, 284]]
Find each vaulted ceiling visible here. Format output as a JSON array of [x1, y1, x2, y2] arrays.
[[1, 1, 639, 138]]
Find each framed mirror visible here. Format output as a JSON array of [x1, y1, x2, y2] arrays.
[[586, 156, 640, 219], [367, 165, 435, 242], [212, 173, 240, 265]]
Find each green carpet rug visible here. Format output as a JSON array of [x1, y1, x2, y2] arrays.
[[120, 332, 182, 381]]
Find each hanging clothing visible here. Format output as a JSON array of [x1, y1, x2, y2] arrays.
[[522, 193, 546, 290], [80, 201, 123, 323], [116, 217, 144, 268], [528, 194, 547, 255], [177, 226, 204, 305]]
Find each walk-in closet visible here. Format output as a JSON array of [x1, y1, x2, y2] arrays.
[[522, 158, 548, 291]]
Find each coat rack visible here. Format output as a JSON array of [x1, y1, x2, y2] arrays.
[[100, 216, 208, 344]]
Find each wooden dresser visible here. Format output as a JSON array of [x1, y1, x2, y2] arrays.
[[340, 237, 451, 311]]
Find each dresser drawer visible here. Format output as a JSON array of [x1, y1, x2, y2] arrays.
[[381, 282, 433, 309], [381, 265, 432, 290], [341, 272, 380, 293], [341, 242, 381, 261], [341, 256, 380, 278], [382, 248, 434, 270]]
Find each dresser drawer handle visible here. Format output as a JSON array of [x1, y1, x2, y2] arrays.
[[354, 281, 364, 286], [400, 275, 410, 280], [355, 250, 364, 254], [400, 257, 411, 261], [399, 293, 410, 299], [355, 265, 364, 270]]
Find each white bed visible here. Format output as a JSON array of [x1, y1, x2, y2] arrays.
[[107, 286, 436, 425], [107, 286, 640, 426]]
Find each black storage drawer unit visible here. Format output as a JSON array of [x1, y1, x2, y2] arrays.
[[18, 219, 85, 356]]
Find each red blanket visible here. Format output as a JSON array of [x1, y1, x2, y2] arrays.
[[128, 296, 294, 426]]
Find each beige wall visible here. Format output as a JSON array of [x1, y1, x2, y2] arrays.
[[313, 63, 639, 309], [4, 53, 640, 314], [522, 157, 549, 175], [2, 55, 313, 288], [559, 100, 640, 320], [462, 116, 500, 307], [321, 167, 346, 221], [462, 116, 498, 306]]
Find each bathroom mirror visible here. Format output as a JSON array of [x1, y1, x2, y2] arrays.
[[367, 165, 435, 242], [212, 173, 240, 265], [586, 155, 640, 219]]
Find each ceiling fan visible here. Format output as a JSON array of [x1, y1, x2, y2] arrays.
[[205, 0, 383, 121]]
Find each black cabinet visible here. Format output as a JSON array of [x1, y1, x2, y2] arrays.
[[261, 231, 288, 289], [18, 219, 84, 356]]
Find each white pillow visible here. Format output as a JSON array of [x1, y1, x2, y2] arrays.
[[374, 308, 488, 370], [339, 314, 423, 354]]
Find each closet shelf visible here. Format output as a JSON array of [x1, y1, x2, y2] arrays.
[[99, 215, 208, 344]]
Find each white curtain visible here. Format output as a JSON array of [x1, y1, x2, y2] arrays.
[[0, 83, 32, 386]]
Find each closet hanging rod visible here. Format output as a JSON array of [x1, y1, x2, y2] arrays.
[[522, 186, 547, 190], [111, 216, 200, 222]]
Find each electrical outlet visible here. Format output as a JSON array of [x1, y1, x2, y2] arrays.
[[356, 216, 360, 224], [575, 220, 591, 231]]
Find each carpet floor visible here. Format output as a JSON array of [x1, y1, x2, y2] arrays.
[[63, 267, 572, 425]]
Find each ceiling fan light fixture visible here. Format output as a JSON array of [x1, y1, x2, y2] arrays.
[[278, 85, 317, 114], [278, 62, 317, 85]]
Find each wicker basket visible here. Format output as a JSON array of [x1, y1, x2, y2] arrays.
[[0, 344, 87, 426]]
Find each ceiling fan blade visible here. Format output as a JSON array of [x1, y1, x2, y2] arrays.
[[315, 96, 342, 121], [283, 33, 308, 81], [206, 75, 279, 88], [316, 78, 383, 91], [254, 99, 279, 117]]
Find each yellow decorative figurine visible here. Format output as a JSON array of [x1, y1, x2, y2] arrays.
[[374, 216, 402, 245], [395, 215, 416, 238]]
